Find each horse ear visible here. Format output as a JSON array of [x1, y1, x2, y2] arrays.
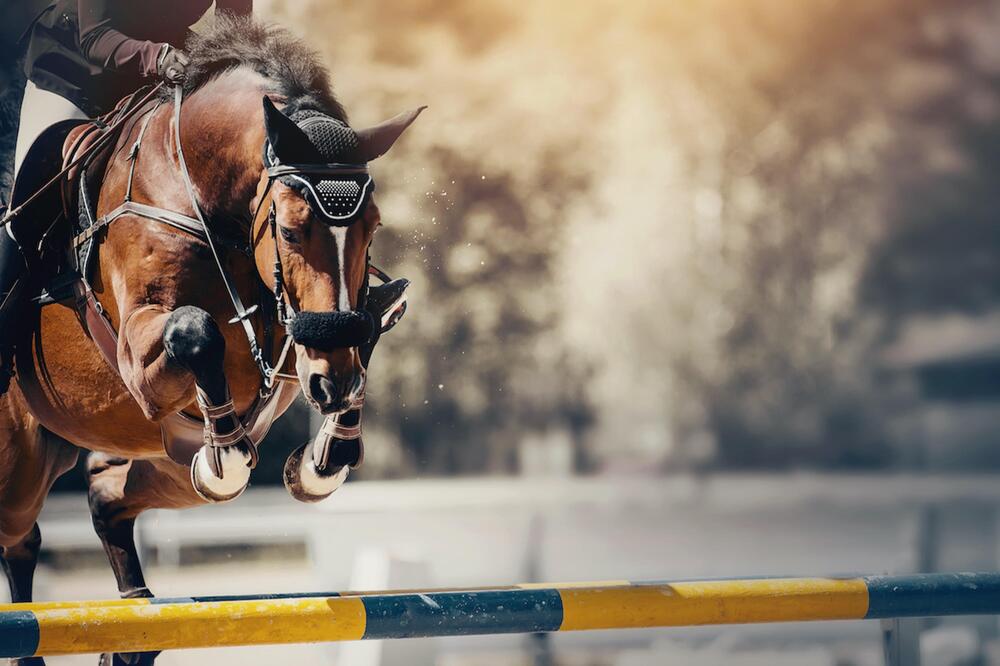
[[262, 96, 322, 164], [355, 106, 427, 162]]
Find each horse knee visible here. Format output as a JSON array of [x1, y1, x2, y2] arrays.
[[162, 306, 225, 373]]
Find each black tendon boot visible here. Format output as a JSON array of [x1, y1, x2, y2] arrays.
[[0, 223, 28, 396]]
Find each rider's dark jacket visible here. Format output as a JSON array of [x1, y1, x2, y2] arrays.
[[22, 0, 252, 117]]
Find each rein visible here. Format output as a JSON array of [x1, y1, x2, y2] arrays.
[[0, 83, 165, 230], [170, 85, 288, 391]]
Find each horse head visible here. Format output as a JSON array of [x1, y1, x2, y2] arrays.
[[253, 97, 423, 414]]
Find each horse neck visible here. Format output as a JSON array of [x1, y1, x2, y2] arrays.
[[178, 69, 270, 226]]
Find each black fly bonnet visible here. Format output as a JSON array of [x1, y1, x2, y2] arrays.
[[264, 109, 375, 224], [259, 98, 422, 353]]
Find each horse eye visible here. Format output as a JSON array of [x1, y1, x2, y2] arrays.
[[279, 226, 300, 244]]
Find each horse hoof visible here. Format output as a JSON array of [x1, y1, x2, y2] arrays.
[[190, 446, 251, 503], [283, 442, 349, 503]]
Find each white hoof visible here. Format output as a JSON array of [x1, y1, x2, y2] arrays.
[[283, 442, 349, 503], [190, 446, 252, 503]]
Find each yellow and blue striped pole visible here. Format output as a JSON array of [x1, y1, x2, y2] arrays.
[[0, 573, 997, 658]]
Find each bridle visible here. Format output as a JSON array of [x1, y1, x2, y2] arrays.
[[168, 85, 385, 398], [247, 161, 380, 392]]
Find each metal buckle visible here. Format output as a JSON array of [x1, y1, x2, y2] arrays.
[[228, 304, 260, 325]]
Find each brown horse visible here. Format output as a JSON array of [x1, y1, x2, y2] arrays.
[[0, 17, 420, 665]]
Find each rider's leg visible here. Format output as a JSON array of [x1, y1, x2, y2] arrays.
[[13, 80, 88, 176], [0, 81, 88, 395], [0, 227, 27, 393]]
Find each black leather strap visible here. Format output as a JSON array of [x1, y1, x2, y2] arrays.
[[172, 85, 265, 371]]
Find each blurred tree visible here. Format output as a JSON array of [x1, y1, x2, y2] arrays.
[[644, 0, 1000, 468], [279, 0, 599, 475], [863, 13, 1000, 320], [548, 0, 1000, 470]]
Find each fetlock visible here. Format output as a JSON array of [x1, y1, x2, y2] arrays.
[[283, 405, 364, 503], [189, 387, 256, 503]]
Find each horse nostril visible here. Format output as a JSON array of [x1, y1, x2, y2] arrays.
[[309, 374, 335, 404], [308, 373, 353, 413]]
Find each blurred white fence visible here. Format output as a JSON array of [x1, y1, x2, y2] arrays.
[[36, 474, 1000, 576]]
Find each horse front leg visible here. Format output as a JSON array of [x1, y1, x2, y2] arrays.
[[284, 409, 361, 503], [283, 277, 409, 503], [161, 306, 257, 502], [118, 304, 256, 502]]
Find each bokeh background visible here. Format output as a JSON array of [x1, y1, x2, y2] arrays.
[[286, 0, 1000, 478], [2, 0, 1000, 664]]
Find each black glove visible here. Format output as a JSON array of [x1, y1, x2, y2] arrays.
[[157, 46, 190, 84]]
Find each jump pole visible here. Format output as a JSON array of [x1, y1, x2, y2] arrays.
[[1, 572, 998, 658]]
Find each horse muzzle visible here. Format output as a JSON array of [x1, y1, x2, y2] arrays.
[[288, 310, 375, 351]]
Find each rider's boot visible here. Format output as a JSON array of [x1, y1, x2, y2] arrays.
[[0, 218, 28, 397]]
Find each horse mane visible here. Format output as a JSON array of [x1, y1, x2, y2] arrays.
[[173, 14, 347, 122]]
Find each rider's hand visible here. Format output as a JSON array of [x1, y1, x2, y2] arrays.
[[157, 45, 191, 84]]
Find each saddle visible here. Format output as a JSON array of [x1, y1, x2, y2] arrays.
[[23, 89, 297, 466]]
